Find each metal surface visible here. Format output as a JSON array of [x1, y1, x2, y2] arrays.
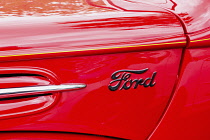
[[0, 49, 182, 140], [0, 84, 86, 96], [0, 0, 209, 139]]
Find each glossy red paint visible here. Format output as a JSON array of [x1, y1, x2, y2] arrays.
[[167, 0, 210, 33], [124, 0, 210, 33], [0, 132, 119, 140], [148, 48, 210, 140], [0, 0, 186, 62], [0, 49, 182, 139], [0, 0, 209, 139], [188, 29, 210, 48], [0, 67, 60, 119]]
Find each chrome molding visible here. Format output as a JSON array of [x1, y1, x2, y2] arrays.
[[0, 84, 86, 95]]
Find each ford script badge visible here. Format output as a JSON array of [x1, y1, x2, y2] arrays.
[[108, 68, 157, 91]]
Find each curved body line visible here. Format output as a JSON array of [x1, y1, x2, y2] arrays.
[[0, 41, 186, 58]]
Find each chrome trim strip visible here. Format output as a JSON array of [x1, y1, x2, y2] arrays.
[[0, 84, 86, 95]]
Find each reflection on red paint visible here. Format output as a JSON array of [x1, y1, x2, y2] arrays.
[[0, 0, 113, 17], [125, 0, 209, 33], [149, 48, 210, 140], [0, 49, 182, 140]]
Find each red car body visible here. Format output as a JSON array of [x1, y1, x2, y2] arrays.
[[0, 0, 209, 139]]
